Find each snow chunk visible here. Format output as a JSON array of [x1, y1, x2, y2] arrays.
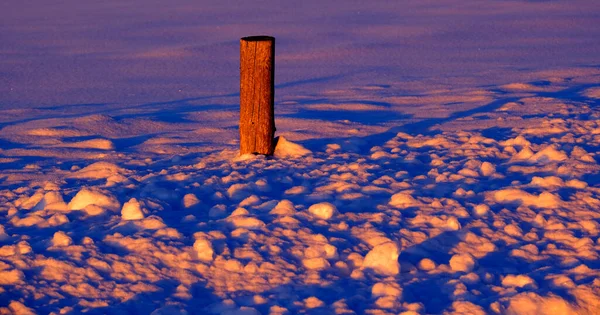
[[372, 282, 402, 298], [473, 204, 490, 217], [308, 202, 337, 220], [302, 257, 330, 271], [227, 216, 266, 230], [32, 191, 68, 212], [58, 138, 114, 150], [273, 136, 311, 158], [0, 269, 24, 285], [182, 193, 201, 209], [479, 162, 496, 176], [504, 292, 578, 315], [0, 225, 9, 241], [449, 253, 477, 272], [7, 301, 35, 315], [68, 161, 129, 180], [362, 242, 400, 276], [51, 231, 73, 247], [270, 200, 296, 216], [389, 192, 418, 208], [417, 258, 436, 271], [193, 238, 214, 262], [529, 145, 568, 164], [502, 274, 537, 289], [121, 198, 145, 220], [68, 188, 120, 212], [490, 189, 560, 208]]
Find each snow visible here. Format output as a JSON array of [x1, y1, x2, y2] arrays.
[[449, 253, 477, 273], [1, 1, 600, 314], [67, 188, 121, 212], [307, 202, 337, 220], [121, 198, 145, 220], [362, 242, 400, 276], [51, 231, 73, 247]]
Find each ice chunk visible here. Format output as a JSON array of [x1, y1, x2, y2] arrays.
[[362, 242, 400, 276]]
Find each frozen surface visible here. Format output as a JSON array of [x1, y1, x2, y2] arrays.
[[1, 1, 600, 314]]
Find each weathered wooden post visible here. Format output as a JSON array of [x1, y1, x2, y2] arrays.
[[240, 35, 275, 155]]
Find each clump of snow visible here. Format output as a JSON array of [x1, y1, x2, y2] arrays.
[[479, 161, 496, 176], [269, 200, 296, 216], [302, 257, 330, 271], [362, 242, 400, 276], [473, 204, 490, 217], [504, 292, 579, 315], [528, 145, 568, 164], [68, 161, 129, 181], [194, 238, 214, 262], [273, 136, 312, 158], [57, 138, 115, 150], [0, 269, 24, 285], [502, 274, 537, 289], [51, 231, 73, 247], [389, 192, 419, 208], [121, 198, 145, 220], [308, 202, 337, 220], [0, 225, 9, 241], [68, 188, 120, 212], [182, 193, 201, 209], [417, 258, 436, 271], [372, 282, 402, 298], [490, 189, 560, 208], [449, 253, 477, 272]]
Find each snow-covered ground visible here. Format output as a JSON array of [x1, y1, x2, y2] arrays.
[[1, 1, 600, 314]]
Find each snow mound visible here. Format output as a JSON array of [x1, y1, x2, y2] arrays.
[[528, 146, 568, 164], [193, 238, 214, 262], [51, 231, 73, 247], [362, 242, 400, 276], [31, 191, 68, 212], [57, 138, 115, 150], [0, 225, 8, 241], [121, 198, 145, 220], [0, 269, 24, 285], [68, 161, 130, 181], [389, 192, 419, 208], [308, 202, 337, 220], [68, 188, 120, 212], [273, 136, 312, 158], [490, 189, 560, 208], [449, 253, 477, 272], [479, 162, 496, 176], [269, 200, 296, 216], [502, 274, 537, 289]]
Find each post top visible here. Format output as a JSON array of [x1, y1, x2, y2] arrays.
[[241, 35, 275, 42]]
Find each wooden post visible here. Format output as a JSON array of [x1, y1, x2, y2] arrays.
[[240, 35, 275, 155]]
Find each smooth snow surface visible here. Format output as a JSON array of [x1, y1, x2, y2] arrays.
[[1, 1, 600, 314]]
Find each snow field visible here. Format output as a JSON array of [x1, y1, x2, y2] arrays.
[[1, 76, 600, 314]]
